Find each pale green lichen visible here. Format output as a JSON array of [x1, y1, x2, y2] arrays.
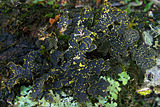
[[142, 30, 153, 46], [14, 86, 79, 107], [149, 24, 160, 38], [14, 86, 38, 107], [142, 24, 160, 47]]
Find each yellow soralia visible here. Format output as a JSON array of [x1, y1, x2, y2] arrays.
[[79, 63, 85, 67], [69, 80, 74, 84], [136, 87, 152, 96]]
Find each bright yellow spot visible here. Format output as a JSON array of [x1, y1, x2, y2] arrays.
[[136, 87, 152, 96], [73, 61, 77, 65], [79, 63, 85, 67], [73, 55, 80, 60], [15, 80, 19, 84], [91, 38, 94, 41], [153, 87, 160, 94], [69, 80, 74, 84]]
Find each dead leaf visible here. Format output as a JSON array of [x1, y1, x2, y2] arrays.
[[49, 18, 55, 25], [49, 14, 60, 27], [55, 14, 60, 22], [96, 0, 101, 7]]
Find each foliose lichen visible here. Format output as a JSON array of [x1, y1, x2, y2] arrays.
[[144, 58, 160, 87], [1, 0, 158, 106], [131, 44, 157, 70]]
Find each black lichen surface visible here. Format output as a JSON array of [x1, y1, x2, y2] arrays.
[[29, 74, 50, 100], [3, 1, 124, 103], [91, 1, 132, 60], [94, 2, 129, 34], [6, 51, 41, 88], [61, 55, 110, 102], [108, 34, 129, 58], [131, 45, 157, 70], [71, 7, 94, 27], [108, 28, 139, 59], [122, 28, 140, 47], [80, 7, 94, 27], [5, 43, 110, 102], [23, 51, 42, 72], [88, 78, 110, 97], [50, 50, 63, 68], [57, 15, 72, 29]]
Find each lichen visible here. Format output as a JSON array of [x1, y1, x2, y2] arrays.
[[1, 0, 158, 106], [144, 58, 160, 87], [142, 30, 153, 46], [14, 86, 79, 107], [131, 44, 157, 70]]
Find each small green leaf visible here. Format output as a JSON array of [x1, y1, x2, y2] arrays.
[[110, 92, 118, 100], [123, 0, 131, 4], [32, 0, 44, 4], [135, 0, 141, 5], [45, 13, 54, 17], [105, 101, 117, 107], [47, 1, 54, 5], [144, 2, 153, 12], [118, 72, 130, 85]]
